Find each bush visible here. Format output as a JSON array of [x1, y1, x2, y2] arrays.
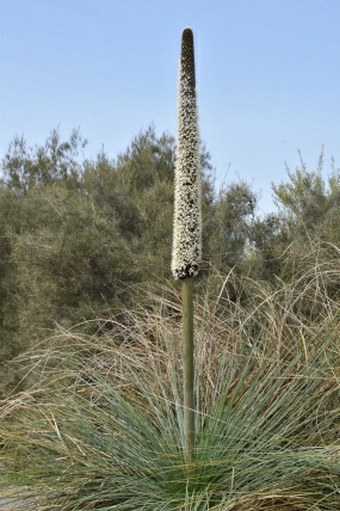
[[0, 263, 339, 510]]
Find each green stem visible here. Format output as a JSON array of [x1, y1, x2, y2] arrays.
[[182, 276, 194, 463]]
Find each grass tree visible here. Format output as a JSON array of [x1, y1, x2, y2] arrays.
[[1, 27, 339, 511], [171, 27, 201, 462]]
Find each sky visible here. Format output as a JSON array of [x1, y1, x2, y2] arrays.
[[1, 0, 340, 213]]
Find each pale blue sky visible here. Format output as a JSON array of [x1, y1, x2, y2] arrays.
[[1, 0, 340, 212]]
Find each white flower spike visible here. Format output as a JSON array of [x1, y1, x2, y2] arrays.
[[172, 27, 202, 280]]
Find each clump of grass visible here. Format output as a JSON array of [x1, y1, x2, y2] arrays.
[[0, 266, 339, 510]]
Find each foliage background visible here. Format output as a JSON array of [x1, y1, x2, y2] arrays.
[[0, 127, 340, 393], [0, 128, 339, 510]]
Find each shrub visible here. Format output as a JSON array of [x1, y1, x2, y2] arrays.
[[0, 265, 339, 510]]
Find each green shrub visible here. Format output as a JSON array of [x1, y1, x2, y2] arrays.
[[0, 266, 339, 510]]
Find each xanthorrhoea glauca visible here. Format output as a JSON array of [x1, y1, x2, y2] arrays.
[[172, 27, 201, 463], [171, 27, 201, 281]]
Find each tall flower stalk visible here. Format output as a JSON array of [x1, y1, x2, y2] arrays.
[[172, 27, 201, 463]]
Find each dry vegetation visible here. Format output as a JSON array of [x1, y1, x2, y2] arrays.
[[0, 256, 339, 510]]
